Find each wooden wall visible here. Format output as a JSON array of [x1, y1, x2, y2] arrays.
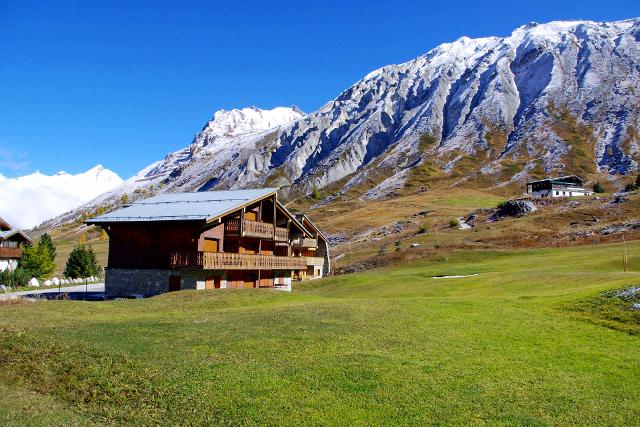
[[107, 221, 202, 268]]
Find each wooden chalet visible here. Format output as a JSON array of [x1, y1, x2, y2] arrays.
[[86, 189, 330, 296], [0, 217, 32, 272]]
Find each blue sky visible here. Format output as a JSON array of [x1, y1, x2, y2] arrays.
[[1, 1, 638, 179]]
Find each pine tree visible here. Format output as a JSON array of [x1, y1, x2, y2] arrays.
[[64, 245, 102, 279], [19, 240, 55, 280], [593, 181, 605, 193], [39, 233, 56, 262]]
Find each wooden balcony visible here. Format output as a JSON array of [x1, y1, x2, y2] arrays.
[[170, 251, 307, 270], [274, 227, 289, 242], [305, 256, 325, 267], [292, 237, 318, 249], [0, 246, 22, 259], [225, 218, 289, 241]]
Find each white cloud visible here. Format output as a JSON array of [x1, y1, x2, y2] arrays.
[[0, 166, 123, 229]]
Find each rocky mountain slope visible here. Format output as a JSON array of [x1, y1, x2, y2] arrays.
[[50, 18, 640, 226]]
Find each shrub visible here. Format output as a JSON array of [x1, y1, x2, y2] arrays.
[[417, 223, 430, 234], [636, 175, 640, 189], [394, 241, 402, 252], [593, 181, 605, 193], [0, 268, 31, 288], [433, 241, 442, 249], [378, 245, 387, 255], [624, 183, 637, 192], [497, 200, 508, 209], [19, 237, 56, 280], [449, 219, 460, 228], [64, 245, 102, 279], [311, 186, 322, 200]]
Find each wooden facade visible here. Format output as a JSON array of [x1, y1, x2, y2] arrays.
[[0, 217, 31, 272], [89, 190, 330, 295]]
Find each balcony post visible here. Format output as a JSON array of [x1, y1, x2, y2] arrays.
[[241, 208, 245, 237]]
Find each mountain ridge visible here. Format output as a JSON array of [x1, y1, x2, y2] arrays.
[[45, 18, 640, 228]]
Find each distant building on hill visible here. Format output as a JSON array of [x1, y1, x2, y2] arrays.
[[526, 175, 592, 198], [0, 217, 32, 272], [86, 189, 330, 297]]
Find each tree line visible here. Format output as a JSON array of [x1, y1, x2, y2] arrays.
[[0, 234, 102, 288]]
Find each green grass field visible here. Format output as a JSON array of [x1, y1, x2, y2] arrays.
[[1, 241, 639, 425]]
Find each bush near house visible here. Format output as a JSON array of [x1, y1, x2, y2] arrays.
[[19, 235, 56, 280], [64, 245, 102, 279], [0, 268, 31, 287]]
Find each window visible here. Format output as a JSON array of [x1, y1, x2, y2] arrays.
[[556, 191, 559, 196], [203, 238, 219, 252]]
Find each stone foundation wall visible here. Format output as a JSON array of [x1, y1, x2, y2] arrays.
[[105, 268, 292, 296], [105, 268, 181, 297]]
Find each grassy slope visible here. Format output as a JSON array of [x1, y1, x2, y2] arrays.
[[1, 241, 639, 425]]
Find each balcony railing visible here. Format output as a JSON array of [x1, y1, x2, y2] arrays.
[[170, 251, 307, 270], [274, 227, 289, 242], [225, 218, 289, 241], [305, 256, 325, 267], [292, 237, 318, 248], [0, 241, 19, 248], [0, 246, 22, 259]]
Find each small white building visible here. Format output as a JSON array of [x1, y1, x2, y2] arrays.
[[526, 175, 592, 198]]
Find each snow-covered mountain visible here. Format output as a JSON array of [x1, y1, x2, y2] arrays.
[[0, 166, 122, 229], [54, 18, 640, 225], [79, 106, 306, 210]]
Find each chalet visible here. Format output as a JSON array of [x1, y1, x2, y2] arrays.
[[526, 176, 592, 198], [0, 217, 32, 272], [86, 189, 330, 296]]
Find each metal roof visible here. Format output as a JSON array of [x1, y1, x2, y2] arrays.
[[86, 188, 278, 223], [0, 229, 32, 242], [526, 175, 584, 185], [0, 216, 12, 231]]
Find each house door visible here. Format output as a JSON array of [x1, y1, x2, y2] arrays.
[[169, 275, 181, 292], [205, 277, 221, 290]]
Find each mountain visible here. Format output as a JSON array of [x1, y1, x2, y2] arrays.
[[77, 106, 306, 209], [0, 166, 123, 229], [54, 18, 640, 225]]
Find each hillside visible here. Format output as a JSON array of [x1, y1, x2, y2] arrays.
[[1, 241, 639, 424]]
